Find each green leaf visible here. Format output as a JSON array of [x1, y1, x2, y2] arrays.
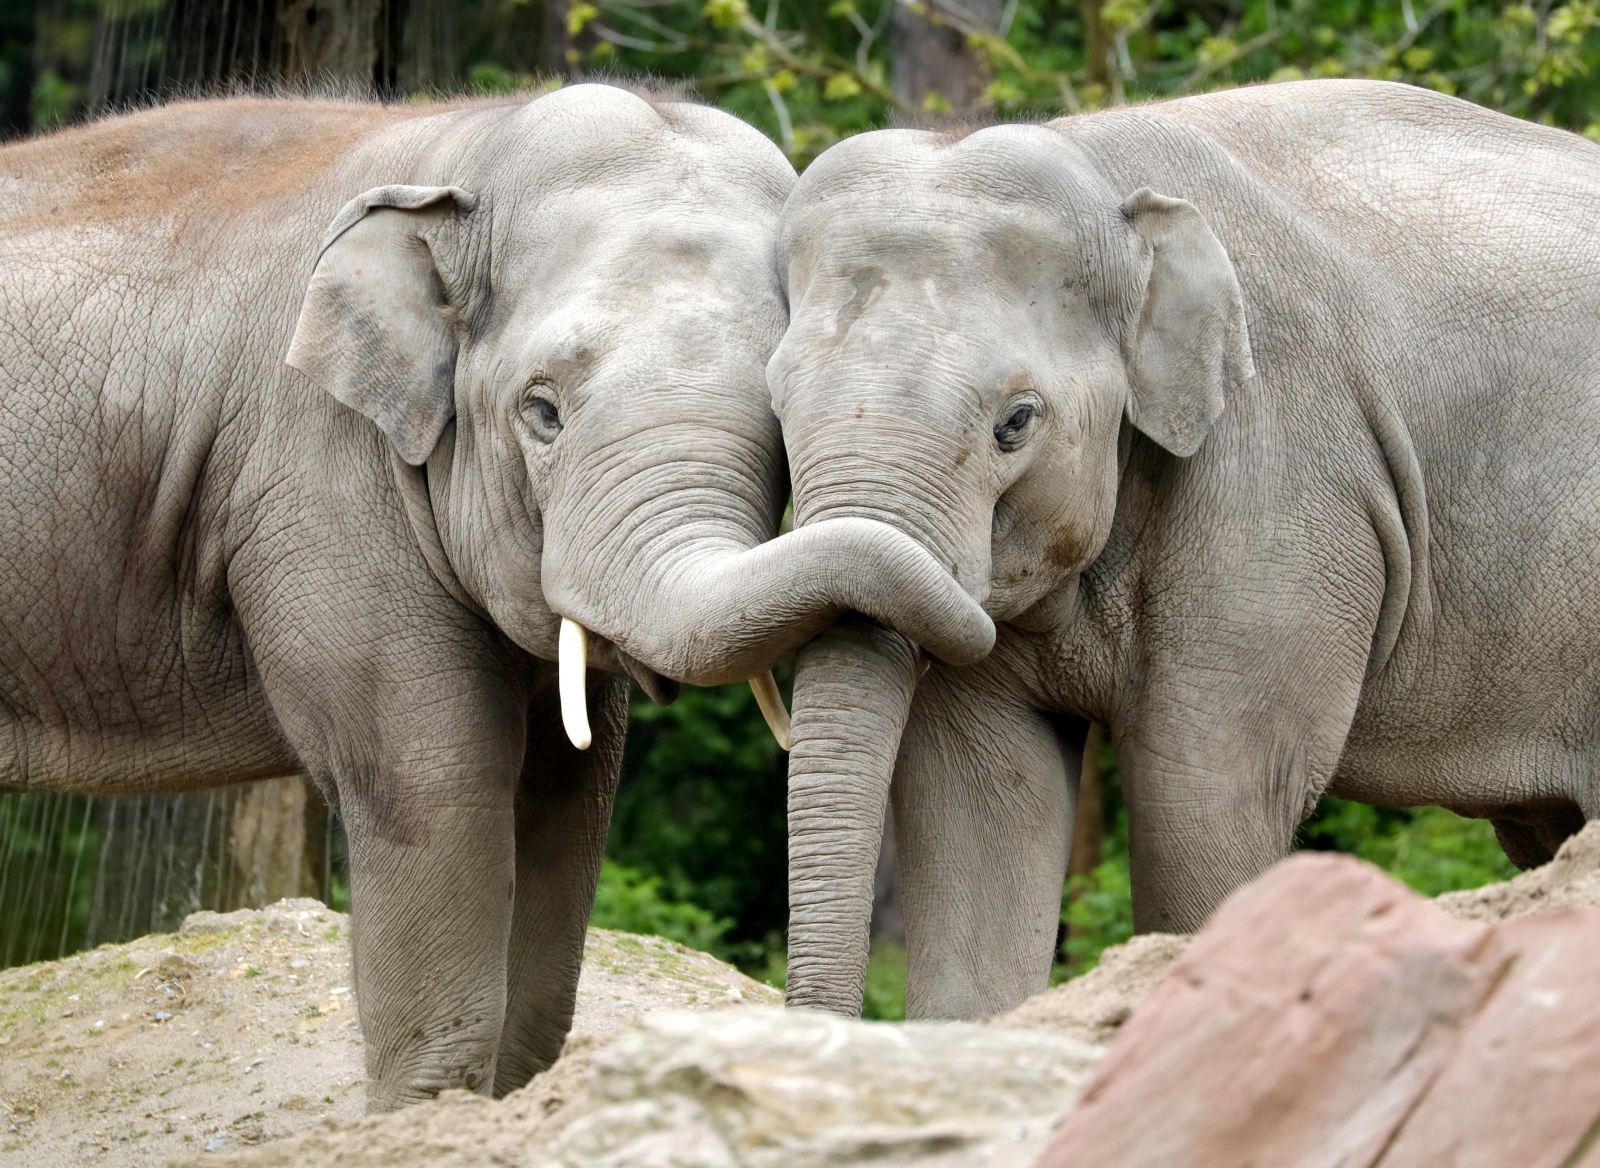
[[703, 0, 752, 29], [824, 73, 863, 99], [567, 2, 599, 36]]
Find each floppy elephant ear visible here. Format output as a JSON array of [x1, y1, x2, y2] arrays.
[[288, 185, 480, 467], [1120, 187, 1254, 458]]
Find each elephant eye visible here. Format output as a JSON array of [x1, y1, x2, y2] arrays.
[[524, 395, 563, 443], [994, 403, 1036, 453]]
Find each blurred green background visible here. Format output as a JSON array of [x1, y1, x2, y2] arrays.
[[597, 689, 1516, 1019], [0, 0, 1564, 1014]]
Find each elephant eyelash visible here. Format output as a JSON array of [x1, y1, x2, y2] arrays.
[[994, 401, 1039, 452], [521, 385, 564, 441]]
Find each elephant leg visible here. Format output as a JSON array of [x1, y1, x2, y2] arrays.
[[1492, 800, 1586, 869], [895, 661, 1076, 1020], [242, 601, 530, 1110], [1117, 708, 1347, 934], [493, 667, 629, 1096], [338, 746, 521, 1111]]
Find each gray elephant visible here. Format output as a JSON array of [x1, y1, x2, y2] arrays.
[[767, 79, 1600, 1019], [0, 82, 991, 1109]]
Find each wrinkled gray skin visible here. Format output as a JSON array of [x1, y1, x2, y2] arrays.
[[0, 84, 990, 1110], [771, 79, 1600, 1018]]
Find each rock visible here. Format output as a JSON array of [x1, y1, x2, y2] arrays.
[[176, 907, 258, 937], [154, 952, 201, 980], [259, 898, 340, 936], [1437, 818, 1600, 921], [189, 1007, 1105, 1168], [987, 934, 1189, 1046], [1035, 851, 1600, 1168], [571, 929, 781, 1034]]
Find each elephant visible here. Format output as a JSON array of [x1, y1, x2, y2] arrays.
[[766, 79, 1600, 1020], [0, 82, 992, 1109]]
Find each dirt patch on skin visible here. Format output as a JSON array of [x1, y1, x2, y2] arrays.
[[0, 899, 777, 1167], [985, 934, 1191, 1046], [1436, 819, 1600, 922]]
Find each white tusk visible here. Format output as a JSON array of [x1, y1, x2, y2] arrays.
[[748, 672, 792, 751], [559, 618, 592, 750]]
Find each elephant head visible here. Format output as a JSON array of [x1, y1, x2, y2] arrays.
[[769, 125, 1252, 1012], [288, 86, 993, 748]]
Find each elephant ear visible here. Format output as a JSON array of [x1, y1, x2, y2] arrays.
[[1120, 187, 1254, 458], [288, 185, 481, 467]]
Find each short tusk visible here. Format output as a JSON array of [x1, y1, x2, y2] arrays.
[[559, 618, 591, 750], [748, 671, 791, 751]]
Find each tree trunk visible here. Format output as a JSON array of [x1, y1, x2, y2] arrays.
[[890, 0, 1004, 115], [540, 0, 571, 77], [230, 777, 329, 908], [1069, 722, 1105, 878], [277, 0, 383, 88], [1080, 0, 1110, 89]]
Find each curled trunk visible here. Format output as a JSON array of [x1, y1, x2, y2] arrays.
[[785, 617, 920, 1014], [547, 516, 993, 688]]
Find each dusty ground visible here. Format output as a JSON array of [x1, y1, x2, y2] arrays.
[[0, 899, 777, 1167], [988, 934, 1191, 1045], [10, 824, 1600, 1167], [185, 1008, 1107, 1168]]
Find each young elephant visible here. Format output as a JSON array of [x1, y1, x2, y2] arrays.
[[0, 84, 990, 1109], [769, 79, 1600, 1018]]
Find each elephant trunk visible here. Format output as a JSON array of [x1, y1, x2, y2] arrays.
[[545, 515, 993, 689], [784, 617, 919, 1014]]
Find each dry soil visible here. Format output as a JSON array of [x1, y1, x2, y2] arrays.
[[0, 899, 777, 1167]]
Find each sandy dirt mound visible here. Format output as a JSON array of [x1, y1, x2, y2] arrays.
[[13, 825, 1600, 1167], [0, 899, 776, 1167], [986, 934, 1190, 1046], [1436, 818, 1600, 921], [186, 1007, 1105, 1168]]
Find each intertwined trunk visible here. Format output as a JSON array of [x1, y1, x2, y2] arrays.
[[785, 618, 920, 1013]]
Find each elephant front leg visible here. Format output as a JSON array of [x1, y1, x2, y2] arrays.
[[338, 737, 523, 1112], [894, 661, 1077, 1020], [1117, 709, 1347, 934], [493, 669, 629, 1096]]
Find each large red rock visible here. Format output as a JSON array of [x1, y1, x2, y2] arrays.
[[1035, 852, 1600, 1168]]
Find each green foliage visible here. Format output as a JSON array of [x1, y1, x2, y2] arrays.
[[590, 858, 733, 952], [862, 939, 908, 1020], [1056, 735, 1133, 980], [1060, 857, 1134, 976], [1301, 796, 1518, 896], [567, 0, 1600, 166], [0, 793, 98, 969], [1053, 741, 1521, 983], [28, 67, 78, 129], [608, 676, 790, 967]]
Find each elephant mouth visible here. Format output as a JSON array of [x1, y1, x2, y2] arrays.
[[584, 631, 680, 707], [559, 618, 790, 753]]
